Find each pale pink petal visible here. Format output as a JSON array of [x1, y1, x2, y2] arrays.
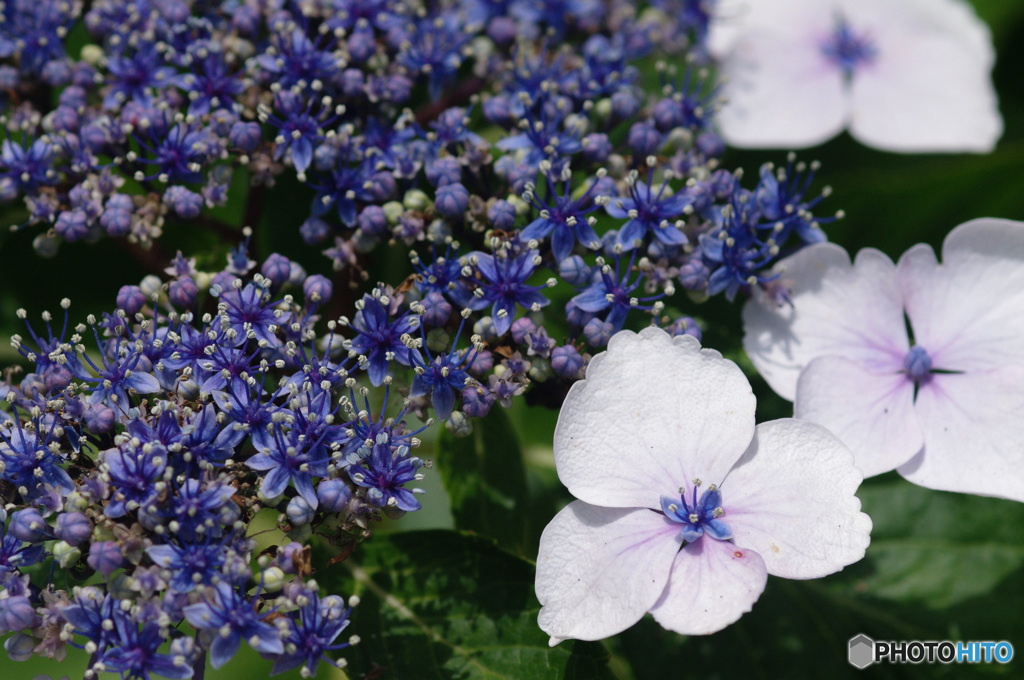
[[899, 368, 1024, 502], [849, 14, 1000, 152], [536, 501, 682, 644], [899, 219, 1024, 372], [794, 356, 923, 477], [554, 328, 755, 509], [648, 537, 767, 636], [716, 29, 847, 149], [743, 244, 908, 401], [723, 419, 873, 579]]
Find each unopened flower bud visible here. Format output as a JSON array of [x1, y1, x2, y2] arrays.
[[316, 480, 352, 514], [53, 541, 82, 569], [87, 541, 124, 577], [286, 496, 316, 526], [10, 508, 52, 543], [55, 512, 92, 546]]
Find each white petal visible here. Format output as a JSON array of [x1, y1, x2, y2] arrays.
[[553, 328, 755, 509], [848, 3, 1000, 153], [794, 356, 923, 477], [715, 28, 847, 149], [723, 419, 873, 579], [743, 244, 908, 401], [899, 218, 1024, 372], [535, 501, 682, 643], [839, 0, 994, 67], [899, 368, 1024, 502], [648, 537, 767, 636], [707, 0, 822, 58]]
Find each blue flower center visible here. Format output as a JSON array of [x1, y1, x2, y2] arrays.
[[903, 345, 933, 382], [820, 17, 876, 77], [661, 482, 733, 544]]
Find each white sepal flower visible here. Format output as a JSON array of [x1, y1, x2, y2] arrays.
[[709, 0, 1002, 152], [535, 327, 871, 643], [743, 218, 1024, 500]]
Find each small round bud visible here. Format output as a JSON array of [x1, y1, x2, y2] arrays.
[[87, 540, 124, 577], [261, 566, 286, 592], [583, 318, 614, 347], [316, 480, 353, 514], [9, 508, 52, 543], [54, 541, 82, 569], [85, 402, 116, 434], [487, 200, 517, 230], [0, 596, 36, 632], [229, 121, 262, 153], [286, 496, 316, 526], [261, 253, 292, 287], [550, 344, 585, 379], [303, 274, 332, 304], [116, 285, 147, 316], [55, 511, 93, 546], [434, 183, 470, 220], [168, 277, 199, 309], [665, 317, 702, 342]]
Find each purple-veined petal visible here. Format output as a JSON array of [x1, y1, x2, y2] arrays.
[[248, 621, 285, 655], [794, 355, 922, 477], [431, 384, 456, 420], [124, 371, 161, 394], [291, 136, 313, 173], [551, 223, 577, 263], [648, 536, 768, 635], [209, 631, 242, 669], [743, 243, 908, 401], [182, 602, 216, 629], [259, 466, 291, 499], [899, 367, 1024, 502], [145, 545, 176, 568], [521, 217, 555, 241], [366, 350, 390, 387], [293, 473, 319, 510], [652, 223, 687, 246], [899, 218, 1024, 372], [571, 285, 611, 313], [848, 0, 999, 152], [604, 198, 636, 219], [715, 27, 847, 149], [536, 501, 681, 645], [474, 253, 499, 282], [723, 419, 872, 579], [615, 219, 646, 250], [245, 452, 277, 471]]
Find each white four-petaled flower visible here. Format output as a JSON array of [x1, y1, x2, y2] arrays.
[[535, 327, 871, 643], [708, 0, 1002, 152], [743, 218, 1024, 501]]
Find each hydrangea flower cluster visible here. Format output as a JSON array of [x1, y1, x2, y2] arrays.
[[0, 0, 850, 675]]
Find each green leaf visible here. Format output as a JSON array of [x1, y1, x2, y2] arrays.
[[334, 530, 617, 680], [831, 474, 1024, 608], [618, 564, 1024, 680], [436, 408, 530, 553]]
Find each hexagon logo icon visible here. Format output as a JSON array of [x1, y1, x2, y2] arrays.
[[849, 634, 875, 669]]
